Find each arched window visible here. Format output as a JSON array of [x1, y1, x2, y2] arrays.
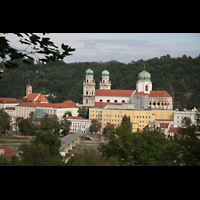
[[99, 99, 103, 102], [86, 99, 88, 104], [122, 100, 125, 103], [107, 99, 110, 102], [86, 91, 88, 95], [145, 85, 148, 91], [149, 102, 151, 105], [157, 102, 160, 105], [153, 102, 156, 105], [114, 100, 118, 102]]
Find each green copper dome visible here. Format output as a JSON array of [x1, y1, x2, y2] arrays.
[[102, 69, 109, 77], [138, 69, 151, 82], [85, 68, 94, 76]]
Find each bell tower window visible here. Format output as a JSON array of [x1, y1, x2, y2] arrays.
[[145, 85, 148, 91]]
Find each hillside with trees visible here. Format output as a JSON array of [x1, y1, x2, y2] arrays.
[[0, 54, 200, 110]]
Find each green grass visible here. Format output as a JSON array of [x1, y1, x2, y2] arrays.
[[3, 136, 31, 140], [0, 140, 28, 143]]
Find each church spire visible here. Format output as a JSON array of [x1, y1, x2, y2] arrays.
[[26, 79, 32, 96], [27, 79, 31, 86]]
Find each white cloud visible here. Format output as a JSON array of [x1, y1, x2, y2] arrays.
[[84, 40, 96, 47]]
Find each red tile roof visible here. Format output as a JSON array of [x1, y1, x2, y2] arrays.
[[134, 91, 149, 95], [0, 145, 17, 158], [65, 116, 85, 120], [94, 102, 122, 107], [0, 97, 19, 103], [12, 118, 22, 126], [160, 123, 169, 129], [26, 93, 49, 103], [149, 91, 171, 97], [5, 107, 15, 110], [168, 127, 179, 133], [95, 89, 171, 97], [17, 102, 78, 108], [95, 89, 135, 97], [155, 119, 174, 121], [63, 100, 78, 108]]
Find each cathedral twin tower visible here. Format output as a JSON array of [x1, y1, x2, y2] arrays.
[[83, 69, 110, 106], [83, 67, 173, 109]]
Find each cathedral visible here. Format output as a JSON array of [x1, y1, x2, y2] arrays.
[[83, 67, 173, 110]]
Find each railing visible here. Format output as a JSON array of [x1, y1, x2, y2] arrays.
[[60, 133, 81, 150]]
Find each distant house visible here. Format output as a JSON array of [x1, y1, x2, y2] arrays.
[[24, 79, 49, 103], [147, 122, 170, 137], [168, 127, 179, 138], [65, 116, 92, 134], [24, 93, 49, 103], [0, 145, 17, 158], [0, 68, 5, 73], [0, 97, 21, 109], [11, 118, 22, 132]]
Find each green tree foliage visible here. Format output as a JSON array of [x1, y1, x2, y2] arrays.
[[0, 108, 11, 133], [0, 33, 75, 70], [0, 129, 64, 166], [63, 111, 72, 118], [31, 130, 61, 157], [60, 118, 71, 136], [89, 119, 101, 134], [18, 118, 36, 136], [102, 122, 115, 135], [39, 114, 61, 135], [174, 108, 200, 166], [66, 148, 119, 166], [98, 125, 179, 166], [78, 106, 89, 119], [0, 154, 12, 166], [19, 142, 63, 166], [0, 54, 200, 109], [121, 115, 132, 131]]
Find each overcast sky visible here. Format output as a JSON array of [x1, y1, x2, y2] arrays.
[[2, 33, 200, 64]]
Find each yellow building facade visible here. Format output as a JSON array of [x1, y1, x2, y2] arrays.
[[89, 106, 156, 133], [89, 107, 103, 121], [89, 106, 175, 133], [102, 109, 155, 132], [153, 110, 174, 121]]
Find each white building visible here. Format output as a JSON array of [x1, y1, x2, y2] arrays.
[[95, 89, 134, 103], [174, 107, 197, 127], [83, 67, 173, 110], [65, 116, 92, 134], [16, 101, 79, 121], [0, 98, 21, 109]]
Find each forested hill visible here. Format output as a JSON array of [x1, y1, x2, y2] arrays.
[[0, 54, 200, 110]]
